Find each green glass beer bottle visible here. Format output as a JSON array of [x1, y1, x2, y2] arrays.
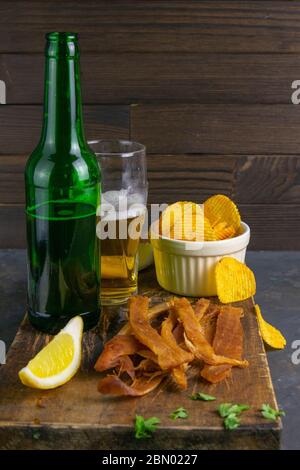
[[25, 32, 101, 334]]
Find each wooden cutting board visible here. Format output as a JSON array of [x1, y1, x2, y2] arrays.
[[0, 269, 281, 450]]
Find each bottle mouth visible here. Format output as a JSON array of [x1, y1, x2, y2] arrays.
[[46, 32, 79, 58], [46, 32, 78, 42]]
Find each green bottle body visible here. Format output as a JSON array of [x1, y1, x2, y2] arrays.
[[25, 33, 101, 334]]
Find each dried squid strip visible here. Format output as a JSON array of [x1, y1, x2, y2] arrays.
[[160, 312, 193, 363], [194, 298, 210, 321], [129, 296, 190, 370], [98, 374, 164, 396], [94, 334, 142, 372], [119, 298, 175, 335], [173, 298, 248, 368], [160, 312, 192, 389], [201, 305, 245, 383]]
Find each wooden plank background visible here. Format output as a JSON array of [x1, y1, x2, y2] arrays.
[[0, 0, 300, 249]]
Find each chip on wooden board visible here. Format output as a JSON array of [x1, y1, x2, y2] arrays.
[[215, 257, 256, 303], [204, 194, 241, 235], [255, 304, 286, 350]]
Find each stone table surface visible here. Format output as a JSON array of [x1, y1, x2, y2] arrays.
[[0, 249, 299, 450]]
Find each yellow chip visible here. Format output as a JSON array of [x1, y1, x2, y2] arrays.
[[255, 304, 286, 349], [213, 221, 236, 240], [215, 257, 256, 303], [159, 201, 182, 237], [204, 217, 216, 241], [160, 201, 204, 241], [204, 194, 241, 233]]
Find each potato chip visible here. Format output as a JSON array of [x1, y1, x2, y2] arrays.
[[255, 304, 286, 349], [215, 257, 256, 303], [160, 201, 204, 241], [204, 194, 241, 234], [159, 201, 181, 237], [204, 217, 216, 241], [160, 196, 241, 242], [213, 221, 236, 240]]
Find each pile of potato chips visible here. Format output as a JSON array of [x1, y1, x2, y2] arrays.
[[159, 195, 286, 350], [159, 194, 241, 241]]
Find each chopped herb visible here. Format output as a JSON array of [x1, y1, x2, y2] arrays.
[[190, 392, 216, 401], [170, 407, 188, 420], [134, 415, 160, 439], [261, 404, 285, 421], [224, 413, 240, 430], [218, 403, 250, 430], [218, 403, 234, 418], [218, 403, 250, 418], [32, 431, 41, 440]]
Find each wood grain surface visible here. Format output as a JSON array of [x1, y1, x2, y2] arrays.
[[3, 154, 300, 206], [131, 104, 300, 155], [0, 0, 299, 249], [0, 1, 300, 53], [0, 105, 129, 154], [0, 53, 298, 104], [0, 269, 281, 450]]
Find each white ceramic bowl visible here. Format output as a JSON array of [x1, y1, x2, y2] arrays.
[[150, 222, 250, 297]]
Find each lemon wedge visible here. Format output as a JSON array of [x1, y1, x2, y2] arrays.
[[19, 316, 83, 389]]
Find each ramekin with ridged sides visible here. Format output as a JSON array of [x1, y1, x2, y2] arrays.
[[150, 221, 250, 297]]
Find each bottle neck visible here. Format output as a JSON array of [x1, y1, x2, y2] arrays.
[[41, 39, 86, 152]]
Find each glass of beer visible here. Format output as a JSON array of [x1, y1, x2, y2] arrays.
[[89, 140, 147, 305]]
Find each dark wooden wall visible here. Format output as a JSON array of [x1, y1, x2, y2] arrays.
[[1, 1, 300, 249]]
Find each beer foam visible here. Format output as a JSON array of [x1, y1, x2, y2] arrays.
[[99, 189, 146, 221]]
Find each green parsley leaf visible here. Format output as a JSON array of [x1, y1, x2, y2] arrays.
[[261, 404, 285, 421], [228, 404, 250, 415], [224, 413, 240, 430], [190, 392, 216, 401], [218, 403, 250, 418], [170, 407, 188, 420], [218, 403, 234, 418], [134, 415, 160, 439], [218, 403, 250, 431]]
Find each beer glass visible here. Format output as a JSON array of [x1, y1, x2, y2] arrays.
[[89, 140, 147, 305]]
